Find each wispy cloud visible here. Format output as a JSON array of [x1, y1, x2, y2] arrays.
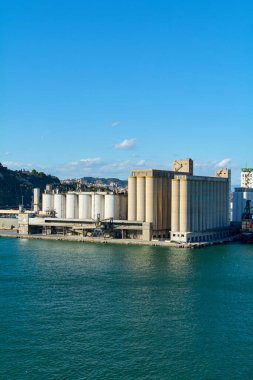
[[216, 158, 231, 167], [111, 120, 121, 127], [114, 138, 136, 150], [194, 158, 233, 178], [80, 157, 101, 166], [195, 158, 232, 171], [136, 159, 146, 166], [2, 161, 33, 168], [57, 157, 103, 175], [53, 156, 149, 178]]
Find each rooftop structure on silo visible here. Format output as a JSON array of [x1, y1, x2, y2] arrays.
[[172, 158, 193, 175]]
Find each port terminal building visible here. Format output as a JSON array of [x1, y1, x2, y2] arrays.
[[15, 158, 231, 243]]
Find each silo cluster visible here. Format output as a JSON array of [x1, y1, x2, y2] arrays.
[[128, 170, 171, 231], [127, 162, 231, 242], [171, 176, 230, 234], [42, 191, 127, 220]]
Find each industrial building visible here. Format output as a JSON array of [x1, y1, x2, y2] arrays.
[[127, 160, 231, 242], [230, 169, 253, 224], [41, 186, 127, 221], [171, 169, 231, 243], [14, 158, 231, 244], [127, 159, 193, 239], [232, 188, 253, 223], [241, 168, 253, 188], [19, 186, 129, 238]]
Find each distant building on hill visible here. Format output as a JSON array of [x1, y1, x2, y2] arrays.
[[241, 168, 253, 188]]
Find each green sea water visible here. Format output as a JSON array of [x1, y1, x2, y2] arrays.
[[1, 237, 253, 379]]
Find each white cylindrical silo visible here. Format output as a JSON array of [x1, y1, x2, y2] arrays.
[[54, 194, 66, 218], [128, 176, 137, 221], [179, 179, 188, 233], [152, 177, 158, 230], [66, 193, 78, 219], [42, 193, 54, 213], [171, 179, 180, 232], [157, 177, 163, 230], [136, 177, 145, 222], [162, 177, 168, 230], [92, 193, 104, 220], [104, 194, 115, 219], [209, 181, 215, 230], [202, 180, 207, 231], [79, 193, 91, 219], [145, 177, 154, 224], [191, 180, 197, 232], [33, 188, 40, 212]]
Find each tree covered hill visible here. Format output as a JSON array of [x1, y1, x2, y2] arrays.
[[0, 163, 60, 208], [0, 163, 128, 209]]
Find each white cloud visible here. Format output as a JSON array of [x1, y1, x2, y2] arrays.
[[99, 160, 132, 174], [136, 159, 146, 166], [2, 161, 33, 168], [114, 138, 136, 150], [111, 120, 121, 127], [194, 158, 233, 179], [216, 158, 231, 167], [57, 157, 103, 175], [52, 156, 150, 179], [80, 157, 101, 166]]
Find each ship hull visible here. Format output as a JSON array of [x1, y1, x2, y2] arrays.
[[241, 232, 253, 244]]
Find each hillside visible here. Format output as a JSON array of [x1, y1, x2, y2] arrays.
[[0, 163, 60, 208], [0, 164, 128, 209]]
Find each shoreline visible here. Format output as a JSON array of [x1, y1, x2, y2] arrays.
[[0, 229, 236, 249]]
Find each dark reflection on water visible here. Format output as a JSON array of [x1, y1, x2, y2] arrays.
[[1, 238, 253, 379]]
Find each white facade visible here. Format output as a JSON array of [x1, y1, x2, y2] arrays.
[[33, 188, 40, 212], [104, 194, 116, 219], [128, 170, 171, 235], [79, 193, 91, 219], [54, 194, 66, 218], [241, 169, 253, 188], [66, 193, 78, 219], [232, 189, 253, 222], [41, 189, 127, 221], [170, 171, 231, 243], [42, 193, 54, 213], [92, 193, 104, 220]]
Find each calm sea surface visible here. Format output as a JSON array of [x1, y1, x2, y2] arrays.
[[1, 238, 253, 379]]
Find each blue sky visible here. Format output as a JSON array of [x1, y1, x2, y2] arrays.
[[1, 0, 252, 184]]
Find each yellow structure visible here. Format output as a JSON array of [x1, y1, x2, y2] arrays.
[[171, 170, 231, 243], [172, 158, 193, 174], [128, 169, 171, 238], [127, 159, 193, 239], [128, 159, 231, 242]]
